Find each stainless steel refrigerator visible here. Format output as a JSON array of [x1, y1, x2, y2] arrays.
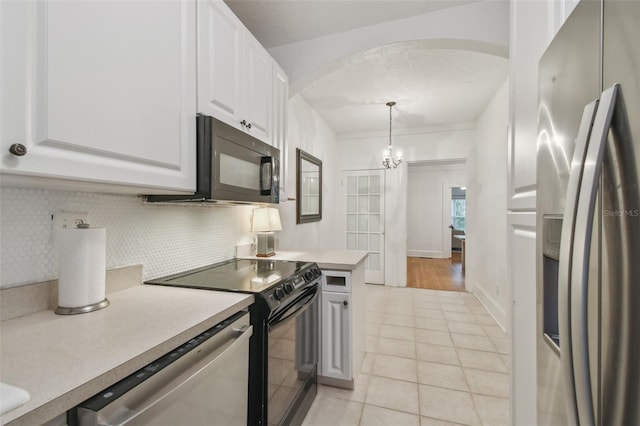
[[536, 0, 640, 424]]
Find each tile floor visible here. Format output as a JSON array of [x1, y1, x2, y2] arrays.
[[302, 285, 510, 426]]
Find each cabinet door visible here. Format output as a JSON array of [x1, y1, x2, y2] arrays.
[[1, 0, 196, 193], [321, 292, 352, 380], [244, 33, 273, 144], [272, 62, 289, 195], [197, 0, 243, 127], [509, 212, 537, 425]]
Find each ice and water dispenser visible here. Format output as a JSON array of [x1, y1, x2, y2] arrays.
[[542, 215, 562, 353]]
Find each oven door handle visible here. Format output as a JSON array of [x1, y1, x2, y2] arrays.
[[268, 285, 318, 331]]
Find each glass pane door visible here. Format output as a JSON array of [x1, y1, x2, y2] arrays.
[[344, 170, 385, 284]]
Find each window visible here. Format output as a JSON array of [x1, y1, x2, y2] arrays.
[[451, 187, 466, 230], [452, 199, 466, 230]]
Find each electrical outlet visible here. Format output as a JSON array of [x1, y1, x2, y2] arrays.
[[53, 212, 89, 230]]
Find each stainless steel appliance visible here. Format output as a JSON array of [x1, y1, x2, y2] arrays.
[[146, 259, 322, 426], [147, 115, 280, 204], [536, 0, 640, 424], [75, 311, 252, 425]]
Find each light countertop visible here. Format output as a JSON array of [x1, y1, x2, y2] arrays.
[[239, 249, 368, 270], [0, 285, 253, 425]]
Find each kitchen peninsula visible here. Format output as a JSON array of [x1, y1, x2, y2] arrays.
[[238, 248, 368, 389], [237, 248, 367, 271]]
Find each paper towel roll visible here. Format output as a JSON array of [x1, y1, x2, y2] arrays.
[[57, 227, 106, 309]]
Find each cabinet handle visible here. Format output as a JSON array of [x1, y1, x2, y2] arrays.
[[343, 300, 348, 307], [246, 122, 252, 129], [9, 143, 27, 156], [240, 119, 247, 127]]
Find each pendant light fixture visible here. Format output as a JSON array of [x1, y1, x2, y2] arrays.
[[382, 101, 403, 169]]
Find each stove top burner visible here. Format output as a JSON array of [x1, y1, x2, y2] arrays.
[[145, 258, 317, 295]]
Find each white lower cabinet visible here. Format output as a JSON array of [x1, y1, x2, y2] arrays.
[[0, 0, 196, 193], [320, 291, 352, 381], [509, 211, 537, 425], [319, 267, 365, 389]]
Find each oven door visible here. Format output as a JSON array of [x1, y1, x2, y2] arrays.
[[267, 284, 319, 426]]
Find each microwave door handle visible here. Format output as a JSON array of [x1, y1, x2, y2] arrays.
[[571, 84, 619, 426], [260, 156, 273, 195], [273, 157, 279, 191], [558, 99, 599, 426]]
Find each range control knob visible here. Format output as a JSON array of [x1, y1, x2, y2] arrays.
[[284, 283, 294, 294], [274, 287, 285, 300], [304, 271, 316, 281]]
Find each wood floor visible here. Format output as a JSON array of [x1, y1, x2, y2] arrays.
[[406, 253, 465, 291]]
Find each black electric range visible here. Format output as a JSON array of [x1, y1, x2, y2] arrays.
[[146, 258, 322, 426]]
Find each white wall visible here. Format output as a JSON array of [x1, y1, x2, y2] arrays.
[[407, 162, 466, 258], [383, 165, 408, 287], [276, 95, 341, 251], [0, 187, 255, 288], [467, 79, 509, 328], [340, 126, 474, 170], [338, 127, 473, 287]]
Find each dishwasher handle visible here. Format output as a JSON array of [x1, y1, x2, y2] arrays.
[[86, 323, 253, 426]]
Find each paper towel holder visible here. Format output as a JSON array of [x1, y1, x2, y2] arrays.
[[55, 299, 110, 315], [55, 221, 110, 315]]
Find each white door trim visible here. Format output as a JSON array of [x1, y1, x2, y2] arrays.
[[442, 181, 465, 259]]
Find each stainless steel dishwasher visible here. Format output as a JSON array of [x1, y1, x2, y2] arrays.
[[75, 311, 252, 426]]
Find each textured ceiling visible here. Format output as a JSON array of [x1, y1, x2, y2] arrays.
[[225, 0, 508, 135], [225, 0, 478, 48], [300, 41, 509, 135]]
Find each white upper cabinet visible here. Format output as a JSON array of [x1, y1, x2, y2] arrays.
[[244, 33, 273, 143], [0, 0, 197, 194], [197, 1, 274, 145], [272, 62, 289, 198], [197, 0, 243, 128]]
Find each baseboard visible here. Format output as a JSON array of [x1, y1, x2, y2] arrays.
[[471, 281, 507, 331], [407, 250, 444, 258], [318, 375, 354, 390]]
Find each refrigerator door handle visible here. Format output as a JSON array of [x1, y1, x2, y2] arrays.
[[571, 84, 619, 426], [558, 99, 599, 426]]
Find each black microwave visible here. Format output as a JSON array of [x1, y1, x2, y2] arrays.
[[147, 115, 280, 204]]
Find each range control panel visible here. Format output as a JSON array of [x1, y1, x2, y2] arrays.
[[263, 264, 321, 309]]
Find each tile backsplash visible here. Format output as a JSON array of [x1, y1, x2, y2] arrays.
[[0, 187, 254, 288]]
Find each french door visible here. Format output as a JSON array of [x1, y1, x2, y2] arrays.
[[343, 170, 385, 284]]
